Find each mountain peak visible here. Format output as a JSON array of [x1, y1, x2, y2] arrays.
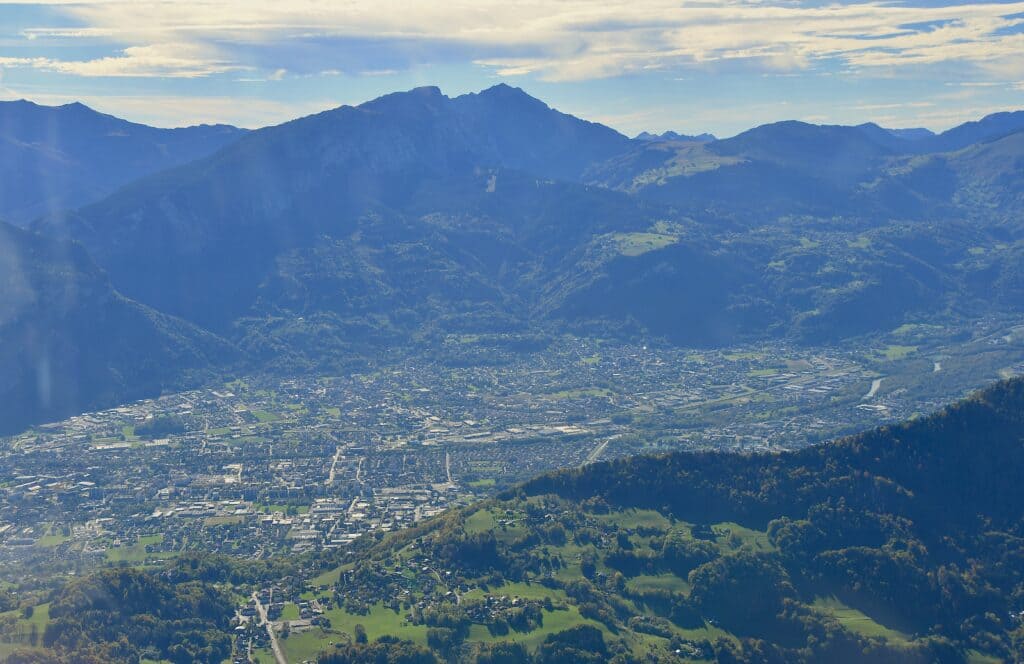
[[465, 83, 550, 111], [409, 85, 443, 96], [479, 82, 528, 97], [359, 85, 449, 114], [635, 130, 716, 143]]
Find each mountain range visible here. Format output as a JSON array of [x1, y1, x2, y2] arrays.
[[0, 220, 233, 435], [4, 85, 1024, 432], [0, 100, 246, 224]]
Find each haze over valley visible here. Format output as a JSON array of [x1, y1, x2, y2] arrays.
[[2, 79, 1024, 663]]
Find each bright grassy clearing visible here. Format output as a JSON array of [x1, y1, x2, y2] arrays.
[[106, 534, 165, 562], [252, 410, 280, 423], [465, 507, 528, 544], [280, 628, 335, 663], [877, 345, 918, 361], [466, 605, 608, 652], [711, 522, 775, 552], [592, 508, 674, 531], [609, 232, 679, 257], [1, 602, 50, 643], [464, 508, 497, 533], [35, 531, 69, 547], [463, 581, 571, 604], [749, 368, 779, 377], [723, 351, 763, 361], [674, 620, 738, 645], [322, 603, 427, 645], [811, 596, 912, 645], [626, 574, 690, 594], [309, 563, 352, 589]]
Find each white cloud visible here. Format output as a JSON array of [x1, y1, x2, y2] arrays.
[[2, 1, 1024, 82], [1, 42, 245, 78]]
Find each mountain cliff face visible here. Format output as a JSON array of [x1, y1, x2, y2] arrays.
[[0, 100, 245, 224], [0, 221, 234, 434]]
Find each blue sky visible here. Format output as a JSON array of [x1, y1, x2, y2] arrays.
[[0, 0, 1022, 137]]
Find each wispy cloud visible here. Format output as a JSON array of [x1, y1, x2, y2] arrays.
[[1, 1, 1024, 81], [0, 43, 245, 78]]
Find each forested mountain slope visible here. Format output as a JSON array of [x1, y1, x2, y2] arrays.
[[0, 221, 234, 434], [289, 378, 1024, 663]]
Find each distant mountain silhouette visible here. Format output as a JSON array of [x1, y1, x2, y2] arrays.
[[916, 110, 1024, 153], [884, 126, 934, 141], [0, 221, 234, 434], [635, 130, 716, 143], [0, 100, 246, 223], [7, 86, 1024, 431]]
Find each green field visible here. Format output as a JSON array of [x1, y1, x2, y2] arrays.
[[465, 604, 607, 651], [749, 367, 779, 377], [711, 522, 775, 551], [610, 232, 679, 257], [252, 410, 280, 423], [592, 508, 673, 531], [281, 602, 434, 663], [463, 581, 570, 604], [811, 596, 912, 645], [106, 534, 165, 562], [877, 344, 918, 361], [35, 530, 69, 547], [464, 508, 498, 533], [309, 563, 352, 589], [251, 646, 276, 664], [0, 602, 50, 650], [324, 603, 427, 644], [625, 574, 690, 594]]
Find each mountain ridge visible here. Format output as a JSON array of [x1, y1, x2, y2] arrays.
[[0, 99, 247, 224], [0, 220, 235, 434], [12, 85, 1024, 432]]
